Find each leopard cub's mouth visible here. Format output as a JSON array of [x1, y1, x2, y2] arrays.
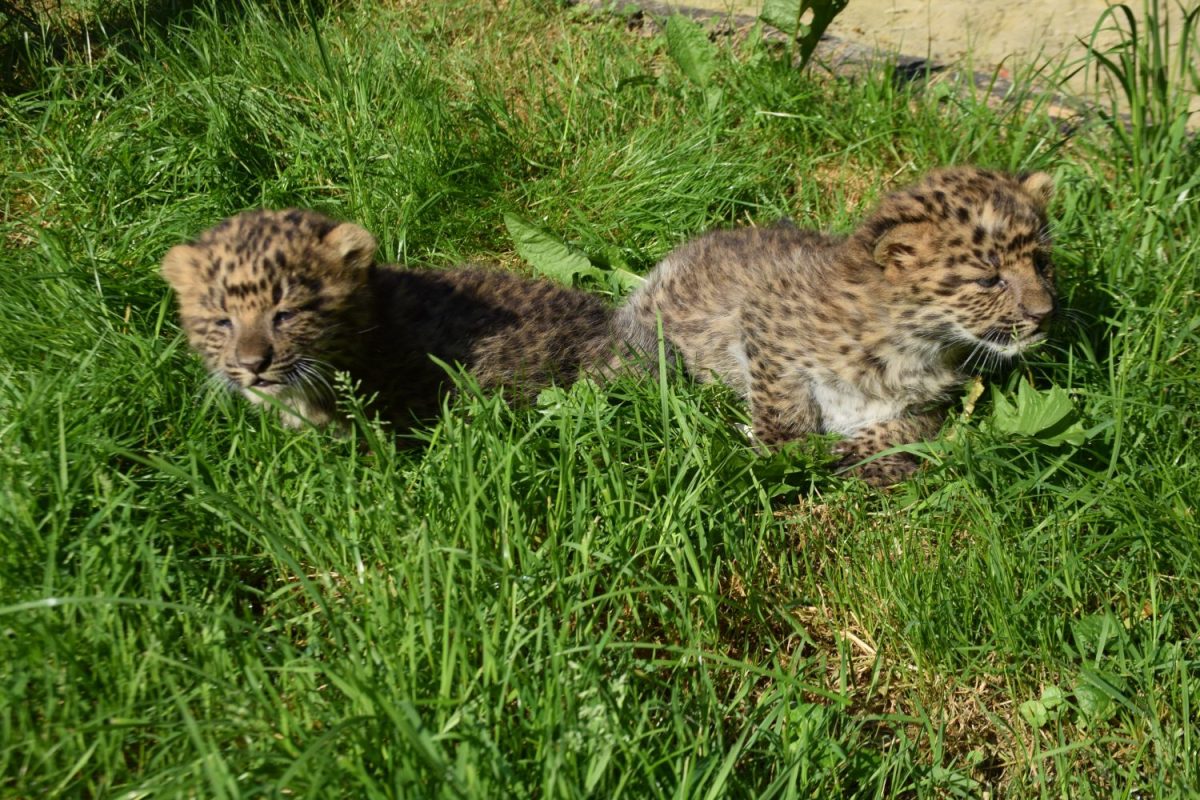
[[981, 327, 1018, 344], [229, 372, 289, 396], [980, 325, 1047, 352]]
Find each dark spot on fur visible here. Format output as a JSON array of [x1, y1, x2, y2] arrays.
[[866, 213, 930, 239]]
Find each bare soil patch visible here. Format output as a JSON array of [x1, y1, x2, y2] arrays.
[[643, 0, 1195, 105]]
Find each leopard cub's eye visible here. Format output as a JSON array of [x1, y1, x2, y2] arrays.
[[1033, 250, 1053, 275], [976, 275, 1002, 288], [274, 309, 295, 325], [214, 317, 232, 329]]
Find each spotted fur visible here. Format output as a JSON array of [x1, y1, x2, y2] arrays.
[[613, 167, 1058, 485], [162, 209, 614, 429]]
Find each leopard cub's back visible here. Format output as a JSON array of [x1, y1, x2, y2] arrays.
[[370, 265, 614, 407], [612, 166, 1058, 484], [615, 224, 838, 386]]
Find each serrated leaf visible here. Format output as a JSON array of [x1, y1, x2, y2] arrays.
[[665, 14, 718, 88], [990, 379, 1088, 446], [503, 214, 604, 287], [607, 267, 645, 295]]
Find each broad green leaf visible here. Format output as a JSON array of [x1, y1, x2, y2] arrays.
[[929, 765, 981, 794], [503, 213, 604, 286], [1071, 612, 1125, 657], [1020, 686, 1066, 728], [1018, 699, 1048, 728], [1076, 667, 1131, 706], [1039, 685, 1066, 710], [990, 379, 1088, 446], [760, 0, 804, 36], [1074, 684, 1114, 724], [704, 86, 724, 112], [665, 14, 718, 88], [759, 0, 849, 67]]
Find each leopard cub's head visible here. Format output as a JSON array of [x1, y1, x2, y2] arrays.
[[161, 209, 377, 423], [861, 166, 1057, 360]]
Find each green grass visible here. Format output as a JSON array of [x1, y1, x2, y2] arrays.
[[1, 0, 1197, 796]]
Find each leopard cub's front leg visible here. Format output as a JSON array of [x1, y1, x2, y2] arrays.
[[833, 411, 944, 487], [745, 347, 822, 449]]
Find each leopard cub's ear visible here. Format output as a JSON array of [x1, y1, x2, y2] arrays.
[[160, 244, 203, 293], [323, 222, 377, 271], [873, 222, 932, 278], [1018, 171, 1054, 209]]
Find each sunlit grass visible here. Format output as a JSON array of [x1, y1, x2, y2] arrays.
[[0, 0, 1197, 796]]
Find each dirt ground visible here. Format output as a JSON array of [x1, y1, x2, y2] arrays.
[[650, 0, 1196, 102]]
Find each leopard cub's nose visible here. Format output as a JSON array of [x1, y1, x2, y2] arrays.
[[237, 347, 274, 375], [1020, 297, 1056, 326]]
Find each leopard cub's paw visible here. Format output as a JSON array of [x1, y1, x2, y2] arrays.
[[833, 445, 921, 488]]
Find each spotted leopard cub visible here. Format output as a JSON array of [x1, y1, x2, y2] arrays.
[[614, 167, 1057, 485], [162, 209, 613, 429]]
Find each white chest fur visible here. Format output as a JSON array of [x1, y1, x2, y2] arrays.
[[811, 379, 909, 435]]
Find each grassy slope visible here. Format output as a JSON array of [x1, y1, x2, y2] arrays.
[[0, 1, 1197, 796]]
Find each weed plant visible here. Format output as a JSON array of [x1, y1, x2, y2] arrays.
[[0, 0, 1197, 796]]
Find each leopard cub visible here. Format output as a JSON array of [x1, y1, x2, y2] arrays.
[[613, 166, 1057, 485], [162, 209, 613, 430]]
